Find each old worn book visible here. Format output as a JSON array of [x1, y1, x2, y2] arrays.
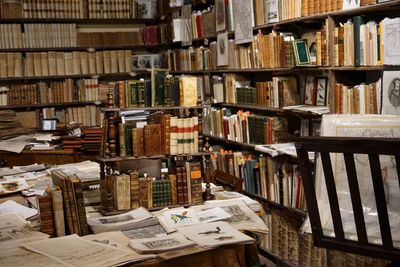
[[144, 124, 161, 157], [110, 50, 118, 73], [51, 187, 65, 237], [119, 123, 126, 157], [179, 76, 198, 107], [37, 189, 55, 237], [113, 174, 131, 211], [132, 127, 144, 157], [70, 174, 89, 236], [56, 52, 65, 75], [169, 174, 178, 205], [190, 162, 203, 204], [51, 170, 74, 235], [130, 171, 140, 209], [151, 68, 168, 107], [138, 176, 153, 208]]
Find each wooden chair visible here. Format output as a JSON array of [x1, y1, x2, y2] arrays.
[[295, 137, 400, 262], [212, 170, 244, 192]]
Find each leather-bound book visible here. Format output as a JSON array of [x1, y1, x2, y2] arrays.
[[37, 189, 55, 237], [129, 171, 140, 209], [132, 127, 144, 157], [144, 124, 161, 156]]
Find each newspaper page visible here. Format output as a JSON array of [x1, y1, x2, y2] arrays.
[[23, 234, 130, 267]]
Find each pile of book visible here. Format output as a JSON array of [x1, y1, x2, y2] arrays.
[[0, 110, 35, 140]]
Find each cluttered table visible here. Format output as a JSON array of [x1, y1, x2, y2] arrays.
[[0, 161, 265, 267]]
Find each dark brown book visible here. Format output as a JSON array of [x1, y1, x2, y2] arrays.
[[169, 174, 178, 205], [36, 190, 55, 237], [138, 176, 152, 208], [144, 124, 161, 157], [190, 162, 203, 204], [70, 174, 89, 236], [132, 127, 144, 157], [176, 167, 185, 205]]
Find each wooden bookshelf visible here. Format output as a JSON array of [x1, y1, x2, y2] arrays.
[[203, 134, 256, 150]]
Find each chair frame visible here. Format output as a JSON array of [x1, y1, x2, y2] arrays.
[[295, 136, 400, 261]]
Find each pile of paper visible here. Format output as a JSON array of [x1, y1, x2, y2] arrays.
[[87, 208, 159, 233], [177, 221, 254, 248], [128, 232, 195, 254], [212, 191, 262, 212], [0, 110, 34, 142]]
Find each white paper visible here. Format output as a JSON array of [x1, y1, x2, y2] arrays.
[[83, 231, 157, 264], [128, 232, 195, 254], [197, 207, 232, 223], [0, 135, 32, 153], [163, 208, 200, 229], [23, 234, 130, 267], [0, 243, 60, 267], [382, 17, 400, 65], [0, 178, 29, 195], [0, 200, 37, 219], [177, 221, 254, 248]]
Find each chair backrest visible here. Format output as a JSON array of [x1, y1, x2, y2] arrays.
[[295, 136, 400, 261]]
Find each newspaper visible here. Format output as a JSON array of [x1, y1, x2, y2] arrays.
[[23, 234, 130, 267]]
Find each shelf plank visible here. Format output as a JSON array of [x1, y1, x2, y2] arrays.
[[258, 247, 297, 267], [97, 152, 211, 162], [0, 101, 104, 110], [0, 71, 150, 82], [102, 106, 204, 112], [254, 0, 400, 30], [0, 18, 157, 24], [0, 43, 174, 53], [244, 191, 307, 219], [203, 134, 256, 150]]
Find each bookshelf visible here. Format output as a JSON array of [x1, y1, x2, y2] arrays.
[[168, 0, 399, 266]]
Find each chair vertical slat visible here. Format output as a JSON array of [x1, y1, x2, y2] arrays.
[[296, 146, 324, 241], [395, 155, 400, 189], [368, 154, 393, 249], [320, 152, 345, 241], [343, 153, 368, 245]]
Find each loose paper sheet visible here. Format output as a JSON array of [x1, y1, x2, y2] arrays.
[[0, 200, 37, 219], [23, 234, 130, 267], [128, 232, 195, 254], [177, 221, 254, 248]]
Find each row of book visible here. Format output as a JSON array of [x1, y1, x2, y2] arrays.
[[219, 74, 300, 108], [165, 33, 296, 72], [37, 170, 89, 237], [262, 209, 389, 266], [3, 78, 108, 105], [334, 81, 380, 114], [0, 0, 157, 19], [0, 24, 77, 49], [0, 50, 132, 78], [108, 114, 200, 158], [111, 74, 201, 109], [0, 24, 170, 49], [211, 149, 305, 210], [102, 162, 203, 211], [203, 107, 290, 145]]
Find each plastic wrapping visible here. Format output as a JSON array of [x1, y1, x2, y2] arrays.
[[301, 114, 400, 248]]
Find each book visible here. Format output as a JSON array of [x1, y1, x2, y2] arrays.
[[132, 127, 144, 157], [51, 187, 65, 237], [143, 124, 161, 157]]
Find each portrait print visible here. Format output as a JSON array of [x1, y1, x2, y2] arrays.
[[381, 71, 400, 115]]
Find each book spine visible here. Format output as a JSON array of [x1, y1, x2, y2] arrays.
[[37, 192, 56, 237], [71, 175, 89, 236], [51, 188, 65, 237]]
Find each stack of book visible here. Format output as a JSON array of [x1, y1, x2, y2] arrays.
[[112, 114, 199, 158], [44, 170, 90, 237], [0, 110, 35, 140]]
